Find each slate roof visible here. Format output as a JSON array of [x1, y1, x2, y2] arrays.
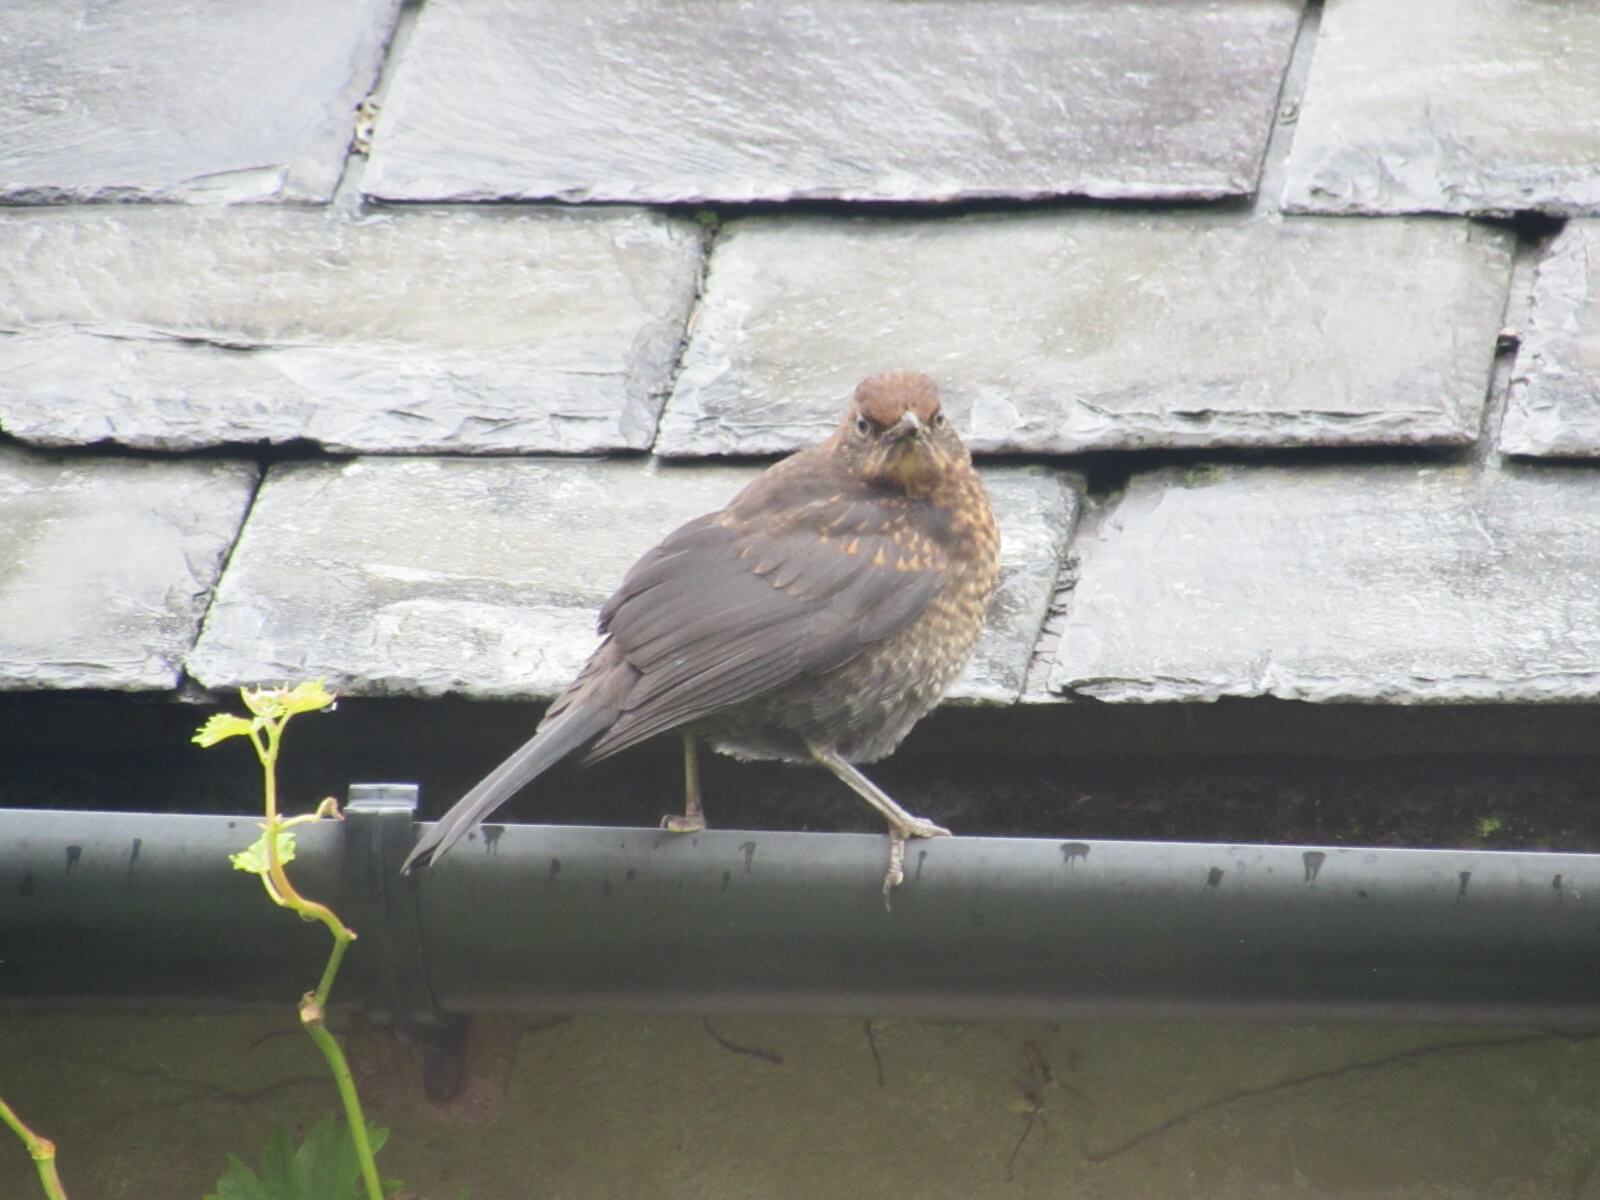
[[3, 1, 1600, 788]]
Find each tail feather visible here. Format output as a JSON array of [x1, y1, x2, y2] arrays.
[[401, 703, 611, 872]]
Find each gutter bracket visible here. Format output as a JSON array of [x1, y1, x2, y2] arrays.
[[343, 783, 467, 1102]]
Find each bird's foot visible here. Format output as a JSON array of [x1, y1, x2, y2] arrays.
[[882, 833, 907, 908], [881, 816, 951, 908], [898, 815, 952, 840], [660, 812, 707, 834]]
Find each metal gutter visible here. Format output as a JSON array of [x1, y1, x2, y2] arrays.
[[3, 793, 1598, 1026]]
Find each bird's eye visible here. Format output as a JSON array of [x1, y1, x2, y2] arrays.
[[932, 411, 947, 430], [855, 414, 872, 436]]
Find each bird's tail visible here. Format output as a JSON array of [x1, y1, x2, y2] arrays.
[[401, 702, 611, 873]]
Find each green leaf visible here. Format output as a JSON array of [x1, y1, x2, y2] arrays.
[[204, 1118, 394, 1200], [230, 827, 297, 876], [203, 1130, 293, 1200], [294, 1116, 381, 1199], [193, 713, 257, 748], [279, 680, 338, 716], [240, 681, 337, 721]]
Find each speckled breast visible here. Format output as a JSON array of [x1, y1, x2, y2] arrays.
[[708, 469, 1000, 764]]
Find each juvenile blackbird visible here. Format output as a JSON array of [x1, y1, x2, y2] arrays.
[[402, 371, 1000, 893]]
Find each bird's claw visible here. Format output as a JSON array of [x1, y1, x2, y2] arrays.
[[882, 833, 907, 909], [901, 816, 952, 840], [881, 816, 950, 908], [660, 812, 707, 833]]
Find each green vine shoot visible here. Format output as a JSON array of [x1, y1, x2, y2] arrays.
[[193, 682, 387, 1200], [1, 1097, 69, 1200]]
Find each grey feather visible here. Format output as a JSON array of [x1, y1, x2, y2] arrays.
[[400, 701, 612, 872]]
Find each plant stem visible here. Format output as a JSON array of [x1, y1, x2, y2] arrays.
[[249, 701, 382, 1200], [253, 723, 356, 942], [299, 1000, 384, 1200], [315, 927, 352, 1009], [0, 1098, 69, 1200]]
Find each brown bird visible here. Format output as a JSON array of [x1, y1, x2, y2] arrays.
[[401, 371, 1000, 893]]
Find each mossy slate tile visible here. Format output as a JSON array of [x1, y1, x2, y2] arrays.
[[0, 207, 702, 453], [1284, 0, 1600, 216], [1051, 464, 1600, 704], [365, 0, 1301, 204], [0, 449, 257, 691], [0, 0, 400, 204], [657, 214, 1512, 456], [1500, 222, 1600, 457], [187, 459, 1075, 706]]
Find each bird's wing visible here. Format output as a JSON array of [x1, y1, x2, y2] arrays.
[[564, 474, 949, 762]]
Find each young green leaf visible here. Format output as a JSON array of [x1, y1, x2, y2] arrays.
[[279, 680, 338, 716], [239, 681, 337, 722], [204, 1118, 394, 1200], [230, 827, 298, 876], [193, 713, 258, 748]]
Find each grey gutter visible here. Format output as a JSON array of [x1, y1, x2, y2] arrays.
[[3, 795, 1598, 1026]]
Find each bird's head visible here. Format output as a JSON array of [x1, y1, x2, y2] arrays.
[[831, 371, 969, 494]]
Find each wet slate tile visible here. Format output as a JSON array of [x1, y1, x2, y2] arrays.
[[187, 459, 1073, 706], [0, 449, 257, 691], [1500, 222, 1600, 457], [0, 207, 702, 454], [1284, 0, 1600, 216], [955, 468, 1079, 705], [0, 0, 399, 204], [365, 0, 1301, 205], [1049, 464, 1600, 704], [657, 214, 1512, 456]]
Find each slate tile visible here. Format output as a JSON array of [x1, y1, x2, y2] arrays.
[[0, 449, 257, 691], [364, 0, 1300, 204], [1049, 464, 1600, 704], [657, 214, 1513, 456], [1284, 0, 1600, 216], [0, 0, 399, 204], [188, 459, 1073, 706], [0, 207, 702, 454], [955, 468, 1080, 705], [1500, 222, 1600, 457]]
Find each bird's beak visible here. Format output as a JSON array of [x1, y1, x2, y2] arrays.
[[885, 411, 924, 444], [878, 410, 938, 489]]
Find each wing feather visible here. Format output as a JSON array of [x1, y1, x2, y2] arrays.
[[564, 460, 948, 763]]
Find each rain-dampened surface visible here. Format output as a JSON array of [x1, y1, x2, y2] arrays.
[[4, 1, 1600, 1195]]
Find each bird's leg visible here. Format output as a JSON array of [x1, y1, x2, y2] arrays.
[[662, 728, 707, 833], [809, 743, 951, 839], [808, 742, 950, 897]]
